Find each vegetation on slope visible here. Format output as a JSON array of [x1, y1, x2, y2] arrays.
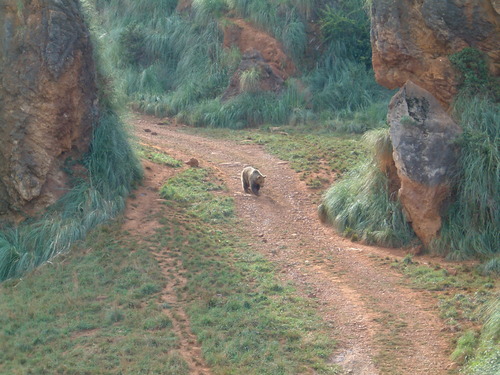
[[429, 48, 499, 264], [86, 0, 391, 129], [0, 111, 142, 281], [319, 47, 499, 264]]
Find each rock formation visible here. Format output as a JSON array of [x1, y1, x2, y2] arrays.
[[0, 0, 98, 217], [221, 49, 285, 101], [223, 18, 296, 80], [371, 0, 500, 108], [387, 81, 462, 246]]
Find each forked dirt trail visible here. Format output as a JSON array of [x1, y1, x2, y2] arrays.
[[128, 114, 456, 375]]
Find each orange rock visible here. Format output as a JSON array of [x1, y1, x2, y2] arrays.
[[0, 0, 97, 216], [388, 81, 462, 246], [371, 0, 500, 108]]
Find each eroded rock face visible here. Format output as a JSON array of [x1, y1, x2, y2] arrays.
[[371, 0, 500, 107], [388, 81, 462, 246], [0, 0, 97, 216], [223, 18, 296, 80], [221, 49, 285, 101]]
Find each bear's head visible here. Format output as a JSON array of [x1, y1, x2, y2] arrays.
[[253, 170, 266, 185]]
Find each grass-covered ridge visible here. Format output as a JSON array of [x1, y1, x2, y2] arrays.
[[86, 0, 392, 129], [0, 222, 185, 374]]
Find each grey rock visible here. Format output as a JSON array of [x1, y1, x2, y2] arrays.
[[388, 81, 462, 187]]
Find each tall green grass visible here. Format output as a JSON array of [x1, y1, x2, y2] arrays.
[[318, 128, 415, 247], [319, 0, 371, 67], [430, 95, 499, 261], [307, 43, 392, 114], [464, 299, 500, 375], [177, 79, 310, 128], [0, 111, 142, 281], [86, 0, 389, 129]]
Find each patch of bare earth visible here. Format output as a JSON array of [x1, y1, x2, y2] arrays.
[[127, 113, 458, 375], [123, 159, 212, 375]]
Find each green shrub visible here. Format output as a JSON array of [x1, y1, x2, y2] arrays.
[[280, 17, 307, 62], [450, 47, 500, 101], [319, 0, 372, 67], [118, 23, 149, 67]]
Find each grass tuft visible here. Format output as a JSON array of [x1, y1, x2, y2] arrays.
[[239, 68, 261, 93], [319, 128, 415, 247]]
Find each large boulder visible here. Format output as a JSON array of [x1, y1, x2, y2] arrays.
[[388, 81, 462, 246], [0, 0, 98, 217], [371, 0, 500, 108]]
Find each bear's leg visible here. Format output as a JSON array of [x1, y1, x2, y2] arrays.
[[243, 178, 251, 193], [251, 182, 260, 196]]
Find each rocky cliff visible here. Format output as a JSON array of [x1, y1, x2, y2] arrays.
[[0, 0, 97, 217], [370, 0, 499, 246], [371, 0, 500, 108]]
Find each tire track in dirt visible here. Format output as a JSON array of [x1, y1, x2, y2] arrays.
[[131, 114, 455, 375]]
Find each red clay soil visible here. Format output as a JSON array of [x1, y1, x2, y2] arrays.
[[223, 18, 297, 80], [124, 113, 459, 375]]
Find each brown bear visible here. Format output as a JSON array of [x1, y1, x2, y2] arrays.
[[241, 166, 266, 196]]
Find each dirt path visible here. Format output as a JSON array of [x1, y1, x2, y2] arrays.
[[126, 114, 456, 375]]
